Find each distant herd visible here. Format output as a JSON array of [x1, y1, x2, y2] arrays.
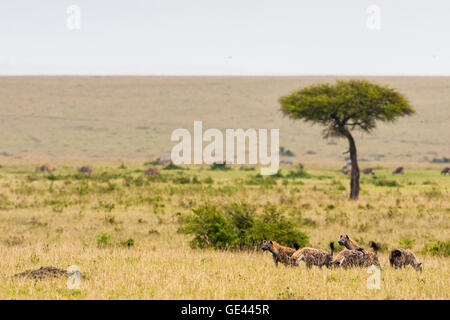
[[261, 235, 423, 271], [34, 162, 450, 177], [342, 165, 450, 176]]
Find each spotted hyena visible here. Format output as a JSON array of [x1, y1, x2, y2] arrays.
[[337, 235, 380, 267], [261, 240, 297, 267], [78, 166, 93, 174], [145, 167, 160, 175], [362, 168, 375, 175], [389, 249, 422, 272], [289, 242, 335, 268], [36, 164, 54, 172], [332, 248, 366, 268]]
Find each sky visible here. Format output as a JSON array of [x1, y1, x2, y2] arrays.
[[0, 0, 449, 75]]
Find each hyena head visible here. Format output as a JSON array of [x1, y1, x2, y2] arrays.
[[415, 262, 423, 272], [338, 235, 358, 250], [287, 256, 298, 266], [261, 240, 274, 252]]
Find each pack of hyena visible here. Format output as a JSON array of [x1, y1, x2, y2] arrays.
[[261, 234, 422, 271]]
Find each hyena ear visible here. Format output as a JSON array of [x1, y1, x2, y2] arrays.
[[346, 235, 349, 239], [269, 240, 273, 244]]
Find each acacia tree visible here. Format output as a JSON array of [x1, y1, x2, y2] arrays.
[[279, 80, 415, 200]]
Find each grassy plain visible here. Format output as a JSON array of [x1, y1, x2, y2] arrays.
[[0, 76, 449, 162], [0, 162, 448, 299]]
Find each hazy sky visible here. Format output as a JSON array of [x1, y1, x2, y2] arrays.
[[1, 0, 449, 75]]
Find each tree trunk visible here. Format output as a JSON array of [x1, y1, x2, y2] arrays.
[[344, 131, 360, 200]]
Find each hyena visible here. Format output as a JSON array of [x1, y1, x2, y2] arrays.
[[145, 167, 160, 175], [392, 167, 404, 175], [332, 248, 366, 269], [389, 249, 423, 272], [289, 242, 335, 268], [261, 240, 297, 267], [362, 168, 375, 175], [338, 235, 380, 267], [441, 167, 450, 175], [36, 164, 54, 172], [78, 166, 93, 174]]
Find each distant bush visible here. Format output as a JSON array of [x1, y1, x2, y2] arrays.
[[210, 162, 230, 170], [96, 232, 112, 247], [285, 164, 310, 178], [163, 163, 184, 170], [239, 166, 255, 171], [120, 238, 135, 247], [431, 157, 450, 163], [370, 178, 400, 187], [172, 176, 191, 184], [423, 240, 450, 257], [180, 202, 309, 250]]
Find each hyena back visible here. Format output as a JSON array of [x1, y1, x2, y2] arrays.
[[290, 242, 335, 268]]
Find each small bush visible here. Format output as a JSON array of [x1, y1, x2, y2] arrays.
[[399, 236, 415, 249], [210, 162, 230, 170], [423, 240, 450, 256], [163, 163, 184, 170], [96, 232, 112, 247], [180, 202, 309, 250], [121, 238, 135, 247], [431, 157, 450, 163], [182, 204, 237, 250]]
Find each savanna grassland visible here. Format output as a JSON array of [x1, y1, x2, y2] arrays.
[[0, 161, 448, 299], [0, 76, 448, 300], [0, 76, 449, 162]]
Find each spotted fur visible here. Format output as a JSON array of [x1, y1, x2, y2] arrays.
[[289, 242, 335, 268], [337, 235, 380, 267], [36, 164, 54, 172], [389, 249, 422, 272], [261, 240, 296, 267], [332, 248, 366, 268]]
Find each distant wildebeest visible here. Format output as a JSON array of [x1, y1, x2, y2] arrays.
[[362, 168, 375, 175], [392, 167, 404, 175], [341, 166, 350, 175], [145, 167, 160, 175], [389, 249, 422, 272], [78, 166, 92, 174], [441, 167, 450, 175], [279, 160, 293, 165], [36, 164, 54, 172]]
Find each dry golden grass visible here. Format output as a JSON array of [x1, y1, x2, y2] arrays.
[[0, 162, 448, 299]]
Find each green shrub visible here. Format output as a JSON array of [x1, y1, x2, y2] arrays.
[[121, 238, 135, 247], [210, 162, 230, 170], [423, 240, 450, 256], [181, 202, 309, 250], [182, 204, 237, 250], [96, 232, 112, 247], [163, 163, 184, 170], [250, 205, 309, 249], [399, 236, 415, 249]]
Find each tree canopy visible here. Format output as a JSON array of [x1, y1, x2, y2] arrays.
[[279, 80, 415, 200], [279, 80, 415, 138]]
